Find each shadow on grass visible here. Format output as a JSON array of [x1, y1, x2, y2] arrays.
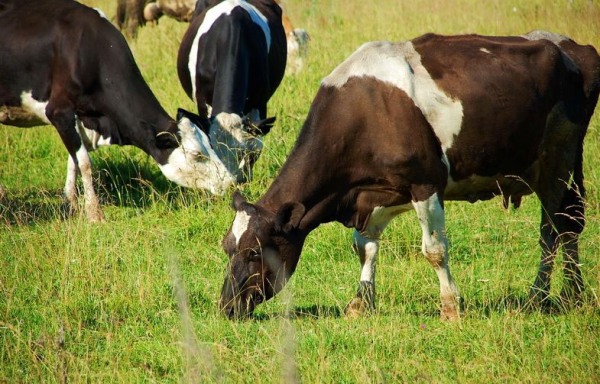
[[462, 292, 596, 318], [0, 188, 66, 225], [252, 304, 343, 320], [0, 156, 196, 226]]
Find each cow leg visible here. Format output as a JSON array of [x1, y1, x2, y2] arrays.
[[345, 230, 379, 318], [412, 193, 460, 321], [561, 233, 583, 303], [48, 106, 104, 222], [63, 154, 79, 216], [560, 152, 585, 303], [530, 213, 559, 306], [531, 123, 586, 307]]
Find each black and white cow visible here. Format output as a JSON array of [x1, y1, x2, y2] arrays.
[[116, 0, 308, 74], [0, 0, 233, 222], [177, 0, 287, 184], [219, 31, 600, 320]]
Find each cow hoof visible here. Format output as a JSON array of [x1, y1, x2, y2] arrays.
[[88, 212, 105, 223], [559, 287, 583, 308], [344, 297, 371, 318], [440, 296, 460, 321], [526, 288, 550, 310]]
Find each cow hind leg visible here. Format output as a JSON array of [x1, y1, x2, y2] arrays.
[[561, 148, 586, 303], [531, 119, 586, 308], [412, 193, 460, 321]]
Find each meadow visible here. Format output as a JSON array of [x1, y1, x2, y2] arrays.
[[1, 0, 600, 382]]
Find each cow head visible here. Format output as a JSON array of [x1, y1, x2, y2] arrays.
[[157, 110, 235, 195], [219, 190, 306, 319], [209, 112, 275, 184]]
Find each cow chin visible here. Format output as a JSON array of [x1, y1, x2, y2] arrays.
[[158, 150, 235, 195], [219, 253, 291, 319], [159, 117, 236, 194]]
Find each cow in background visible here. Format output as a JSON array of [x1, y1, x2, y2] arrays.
[[116, 0, 309, 73], [177, 0, 287, 184], [218, 31, 600, 320], [0, 0, 234, 222]]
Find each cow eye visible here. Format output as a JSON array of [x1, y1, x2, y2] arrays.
[[247, 249, 261, 262]]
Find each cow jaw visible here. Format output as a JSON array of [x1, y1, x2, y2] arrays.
[[219, 245, 289, 319], [158, 116, 235, 194]]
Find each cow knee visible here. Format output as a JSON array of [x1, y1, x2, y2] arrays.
[[422, 231, 447, 267]]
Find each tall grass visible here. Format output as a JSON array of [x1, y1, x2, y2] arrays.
[[1, 0, 600, 382]]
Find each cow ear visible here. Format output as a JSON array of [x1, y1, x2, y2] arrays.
[[257, 116, 276, 135], [243, 116, 276, 136], [177, 108, 211, 136], [231, 189, 247, 211], [274, 202, 305, 234]]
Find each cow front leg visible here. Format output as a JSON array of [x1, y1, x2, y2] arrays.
[[345, 230, 378, 318], [50, 106, 104, 222], [413, 193, 460, 321]]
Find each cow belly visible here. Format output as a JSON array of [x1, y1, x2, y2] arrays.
[[443, 173, 535, 203], [0, 105, 47, 127]]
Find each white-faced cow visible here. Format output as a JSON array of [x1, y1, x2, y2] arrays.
[[177, 0, 287, 184], [0, 0, 234, 222], [219, 31, 600, 320]]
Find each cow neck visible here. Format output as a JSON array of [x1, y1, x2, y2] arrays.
[[258, 159, 341, 235]]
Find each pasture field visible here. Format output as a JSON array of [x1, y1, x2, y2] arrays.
[[2, 0, 600, 382]]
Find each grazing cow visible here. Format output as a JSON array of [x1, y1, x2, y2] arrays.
[[219, 31, 600, 320], [116, 0, 308, 74], [0, 0, 234, 222], [177, 0, 287, 184]]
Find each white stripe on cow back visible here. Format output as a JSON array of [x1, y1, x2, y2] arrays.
[[232, 210, 251, 246], [322, 41, 464, 154], [188, 0, 271, 103]]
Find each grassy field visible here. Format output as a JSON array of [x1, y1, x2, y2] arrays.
[[2, 0, 600, 382]]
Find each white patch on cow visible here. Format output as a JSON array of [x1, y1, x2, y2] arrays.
[[158, 116, 235, 194], [522, 30, 568, 44], [411, 194, 447, 259], [412, 193, 459, 318], [322, 41, 464, 153], [352, 203, 412, 290], [479, 47, 492, 54], [188, 0, 271, 103], [353, 231, 379, 282], [19, 91, 51, 124], [93, 8, 108, 20], [232, 210, 251, 246], [364, 204, 413, 238]]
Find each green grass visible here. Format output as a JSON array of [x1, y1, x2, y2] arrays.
[[2, 0, 600, 382]]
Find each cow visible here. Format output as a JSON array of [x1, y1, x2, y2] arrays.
[[0, 0, 235, 222], [218, 31, 600, 320], [177, 0, 287, 184], [116, 0, 308, 74]]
